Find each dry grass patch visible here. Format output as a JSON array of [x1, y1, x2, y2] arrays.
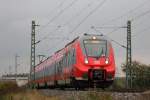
[[1, 89, 59, 100]]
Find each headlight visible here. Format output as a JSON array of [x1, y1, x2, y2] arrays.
[[105, 60, 109, 64], [105, 58, 109, 64], [85, 58, 88, 64], [92, 36, 96, 40]]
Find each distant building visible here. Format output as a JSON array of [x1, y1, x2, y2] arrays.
[[1, 73, 29, 86], [2, 73, 29, 80]]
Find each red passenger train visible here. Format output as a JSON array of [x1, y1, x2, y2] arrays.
[[29, 34, 115, 89]]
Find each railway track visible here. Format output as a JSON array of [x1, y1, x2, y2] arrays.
[[37, 87, 147, 94], [37, 88, 150, 100]]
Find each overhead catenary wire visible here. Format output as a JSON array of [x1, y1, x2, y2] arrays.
[[101, 0, 150, 26], [131, 9, 150, 21], [48, 37, 69, 40], [45, 38, 68, 54], [93, 26, 127, 29], [35, 0, 79, 49], [49, 0, 108, 50], [39, 0, 149, 42], [46, 0, 67, 19], [132, 13, 150, 28], [91, 0, 150, 39], [132, 26, 150, 38], [92, 27, 126, 48], [70, 0, 107, 34], [35, 0, 66, 36], [63, 0, 95, 26], [39, 0, 149, 56], [37, 0, 107, 48], [109, 37, 127, 48], [91, 25, 126, 35], [37, 25, 61, 43], [38, 0, 78, 32], [38, 0, 94, 43]]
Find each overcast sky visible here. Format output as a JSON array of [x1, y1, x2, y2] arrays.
[[0, 0, 150, 77]]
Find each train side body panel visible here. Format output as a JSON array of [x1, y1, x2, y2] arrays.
[[29, 34, 116, 88]]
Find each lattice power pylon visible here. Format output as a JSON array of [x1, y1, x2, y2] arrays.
[[30, 20, 39, 81], [126, 20, 132, 88]]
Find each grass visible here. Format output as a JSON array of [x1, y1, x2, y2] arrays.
[[0, 88, 113, 100], [87, 92, 112, 100], [0, 81, 113, 100], [4, 79, 150, 100], [0, 81, 17, 90], [0, 90, 59, 100]]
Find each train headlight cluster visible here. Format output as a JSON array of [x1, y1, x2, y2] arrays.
[[85, 58, 89, 64], [92, 36, 96, 40], [105, 58, 109, 64]]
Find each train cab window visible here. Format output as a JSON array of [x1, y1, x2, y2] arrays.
[[83, 40, 107, 58]]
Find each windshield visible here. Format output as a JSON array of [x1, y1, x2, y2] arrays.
[[83, 40, 107, 57]]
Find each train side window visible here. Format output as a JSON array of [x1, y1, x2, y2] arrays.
[[44, 66, 46, 77], [71, 49, 73, 65], [39, 71, 40, 79], [66, 53, 68, 67], [64, 54, 66, 67], [40, 69, 42, 78], [53, 63, 55, 74], [50, 64, 51, 75], [35, 72, 37, 79], [46, 67, 49, 76], [69, 48, 75, 65], [34, 72, 36, 79], [68, 51, 71, 67], [68, 51, 70, 66], [50, 64, 53, 75], [62, 56, 65, 68], [67, 51, 69, 67], [43, 68, 44, 77], [47, 67, 49, 76], [70, 50, 72, 65], [54, 62, 57, 74], [64, 55, 66, 67], [37, 71, 39, 79], [36, 71, 37, 79], [56, 62, 58, 73], [66, 52, 68, 67], [48, 65, 51, 75], [72, 48, 76, 64], [41, 70, 42, 78], [51, 64, 53, 75], [66, 50, 72, 67], [57, 61, 62, 73], [44, 67, 46, 77], [70, 50, 73, 66]]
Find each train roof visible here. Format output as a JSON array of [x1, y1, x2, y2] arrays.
[[79, 33, 111, 42], [34, 33, 111, 68], [65, 36, 79, 47]]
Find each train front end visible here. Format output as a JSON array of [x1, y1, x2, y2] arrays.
[[74, 34, 115, 88]]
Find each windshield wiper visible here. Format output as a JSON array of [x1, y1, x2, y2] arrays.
[[83, 42, 88, 58], [100, 48, 105, 57]]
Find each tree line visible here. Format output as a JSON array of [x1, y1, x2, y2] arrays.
[[121, 61, 150, 89]]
